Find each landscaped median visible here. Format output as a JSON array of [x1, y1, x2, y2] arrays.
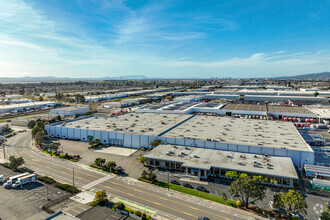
[[41, 150, 80, 162], [139, 178, 237, 208], [38, 176, 79, 194]]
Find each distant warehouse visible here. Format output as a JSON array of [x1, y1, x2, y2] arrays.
[[50, 106, 90, 116], [244, 95, 328, 104], [45, 113, 314, 167]]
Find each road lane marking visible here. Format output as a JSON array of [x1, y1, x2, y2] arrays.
[[22, 150, 235, 220], [20, 151, 198, 219]]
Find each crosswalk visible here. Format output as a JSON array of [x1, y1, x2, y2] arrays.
[[82, 175, 114, 190]]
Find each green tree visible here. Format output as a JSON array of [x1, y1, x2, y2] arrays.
[[31, 121, 45, 137], [105, 161, 116, 170], [314, 91, 319, 97], [141, 170, 157, 182], [94, 158, 106, 167], [75, 94, 85, 103], [27, 120, 36, 129], [141, 170, 148, 179], [273, 190, 307, 217], [225, 170, 238, 179], [49, 142, 61, 154], [150, 139, 161, 148], [239, 173, 248, 179], [35, 130, 45, 146], [229, 176, 266, 208], [138, 156, 146, 164], [321, 204, 330, 220], [253, 175, 268, 183], [8, 156, 25, 170], [113, 202, 125, 210], [73, 113, 79, 118], [94, 190, 108, 204]]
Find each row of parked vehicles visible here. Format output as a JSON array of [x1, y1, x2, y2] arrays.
[[0, 173, 36, 189], [170, 180, 209, 192]]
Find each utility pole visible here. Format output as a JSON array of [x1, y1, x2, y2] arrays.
[[167, 170, 170, 191], [73, 167, 75, 187], [2, 128, 5, 159]]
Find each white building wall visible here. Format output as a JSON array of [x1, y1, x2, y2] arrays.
[[45, 123, 314, 167]]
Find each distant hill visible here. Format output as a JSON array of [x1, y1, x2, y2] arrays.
[[276, 72, 330, 80]]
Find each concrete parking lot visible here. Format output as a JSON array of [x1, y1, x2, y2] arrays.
[[58, 139, 146, 179], [0, 166, 67, 220]]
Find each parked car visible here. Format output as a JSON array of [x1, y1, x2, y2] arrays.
[[198, 217, 210, 220], [170, 180, 180, 185], [183, 183, 193, 188], [196, 186, 208, 192]]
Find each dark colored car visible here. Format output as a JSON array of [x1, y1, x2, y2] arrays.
[[183, 183, 193, 188], [170, 180, 180, 185], [198, 217, 210, 220], [196, 186, 208, 192]]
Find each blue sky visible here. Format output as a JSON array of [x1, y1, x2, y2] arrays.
[[0, 0, 329, 78]]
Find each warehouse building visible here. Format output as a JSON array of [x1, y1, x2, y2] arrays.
[[204, 94, 240, 101], [244, 95, 328, 104], [143, 144, 298, 187], [102, 98, 149, 108], [50, 106, 90, 116], [0, 101, 59, 114], [45, 113, 314, 167], [174, 95, 203, 102]]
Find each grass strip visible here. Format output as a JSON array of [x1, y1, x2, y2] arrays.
[[141, 179, 237, 208], [113, 197, 156, 214]]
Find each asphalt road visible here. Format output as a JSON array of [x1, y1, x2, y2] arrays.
[[5, 132, 263, 220]]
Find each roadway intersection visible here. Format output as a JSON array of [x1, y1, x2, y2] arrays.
[[6, 131, 264, 220]]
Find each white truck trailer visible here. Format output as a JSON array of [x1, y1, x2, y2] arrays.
[[3, 172, 29, 188], [12, 174, 37, 188]]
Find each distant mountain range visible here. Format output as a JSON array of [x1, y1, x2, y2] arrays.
[[275, 72, 330, 80], [0, 72, 329, 83]]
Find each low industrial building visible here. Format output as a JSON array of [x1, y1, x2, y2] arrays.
[[244, 95, 328, 104], [174, 95, 203, 102], [102, 98, 149, 108], [11, 114, 52, 127], [305, 164, 330, 191], [204, 94, 240, 101], [0, 101, 59, 114], [143, 144, 298, 187], [45, 113, 314, 167], [50, 106, 90, 116]]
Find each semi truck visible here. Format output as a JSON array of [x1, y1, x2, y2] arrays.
[[12, 174, 37, 188], [3, 172, 29, 188]]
